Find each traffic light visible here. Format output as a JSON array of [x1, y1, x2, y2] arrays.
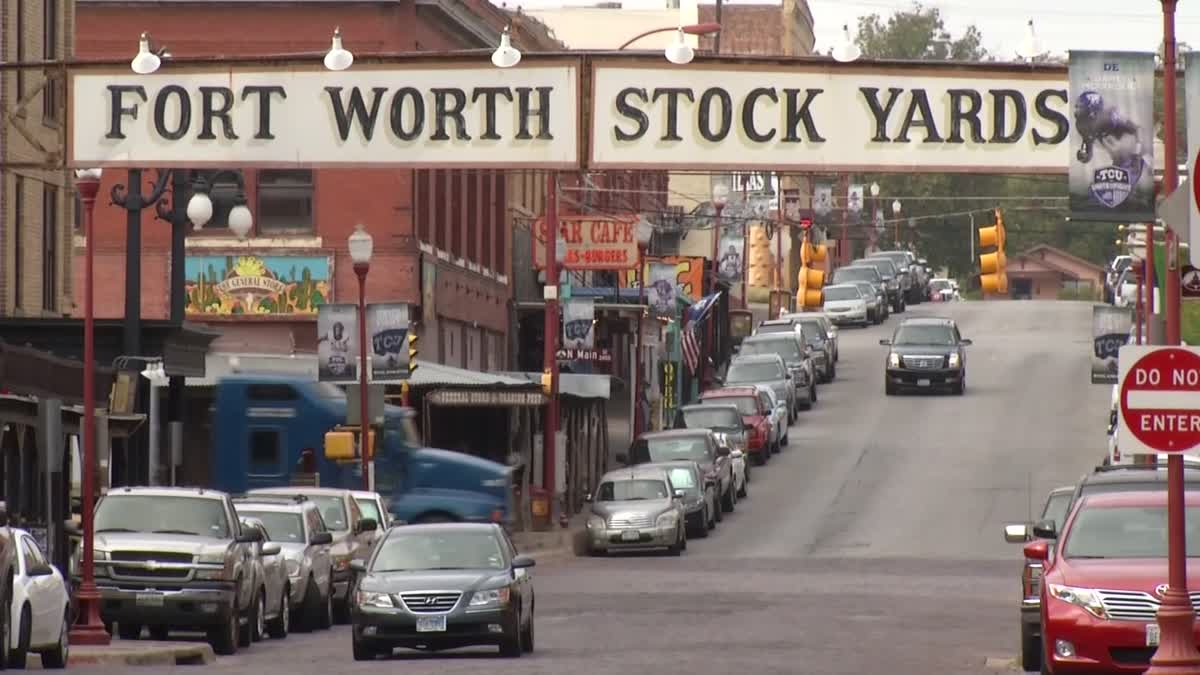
[[796, 237, 827, 309], [540, 369, 553, 396], [406, 331, 419, 376], [978, 208, 1008, 294]]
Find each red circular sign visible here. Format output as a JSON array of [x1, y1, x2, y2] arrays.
[[1120, 347, 1200, 452]]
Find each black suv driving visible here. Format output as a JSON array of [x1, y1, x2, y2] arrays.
[[880, 317, 971, 395]]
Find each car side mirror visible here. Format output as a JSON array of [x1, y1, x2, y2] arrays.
[[1023, 540, 1050, 561], [237, 528, 263, 544], [584, 493, 592, 503], [27, 562, 54, 577], [879, 339, 892, 346], [1031, 519, 1057, 540], [615, 453, 629, 465], [673, 489, 686, 500], [960, 339, 973, 346], [1003, 523, 1031, 544], [310, 531, 333, 546], [349, 559, 366, 573], [261, 542, 282, 556], [512, 554, 536, 569], [356, 518, 378, 533]]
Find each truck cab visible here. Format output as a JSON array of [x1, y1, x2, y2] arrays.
[[210, 375, 513, 526]]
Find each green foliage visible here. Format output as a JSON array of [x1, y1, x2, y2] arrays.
[[1058, 286, 1100, 301], [855, 3, 987, 61]]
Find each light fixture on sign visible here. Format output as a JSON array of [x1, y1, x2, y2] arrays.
[[324, 27, 354, 72], [139, 361, 168, 385], [892, 199, 902, 215], [832, 25, 861, 63], [131, 32, 162, 75], [491, 28, 522, 69], [664, 29, 695, 65], [1017, 20, 1042, 62], [869, 182, 880, 198]]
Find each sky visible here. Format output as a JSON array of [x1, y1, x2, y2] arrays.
[[498, 0, 1200, 58]]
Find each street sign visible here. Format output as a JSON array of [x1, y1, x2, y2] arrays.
[[1118, 345, 1200, 453]]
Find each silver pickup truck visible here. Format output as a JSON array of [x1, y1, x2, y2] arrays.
[[74, 487, 270, 655]]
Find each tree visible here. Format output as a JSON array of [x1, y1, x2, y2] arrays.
[[849, 3, 1115, 280]]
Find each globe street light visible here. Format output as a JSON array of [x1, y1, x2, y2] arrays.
[[664, 29, 695, 65], [348, 225, 374, 491], [324, 27, 354, 72], [186, 173, 254, 239], [832, 25, 862, 63], [633, 216, 655, 437], [130, 32, 161, 74]]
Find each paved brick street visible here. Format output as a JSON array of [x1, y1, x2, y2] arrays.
[[67, 301, 1103, 674]]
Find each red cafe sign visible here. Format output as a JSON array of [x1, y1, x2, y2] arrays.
[[533, 214, 638, 270]]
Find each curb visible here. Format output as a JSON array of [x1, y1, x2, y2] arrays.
[[67, 641, 216, 667]]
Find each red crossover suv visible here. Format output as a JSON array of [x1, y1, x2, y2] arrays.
[[699, 387, 774, 465], [1031, 490, 1200, 673]]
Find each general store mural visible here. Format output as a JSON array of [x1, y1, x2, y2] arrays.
[[184, 254, 332, 317]]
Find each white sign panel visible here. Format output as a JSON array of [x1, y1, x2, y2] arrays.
[[70, 65, 580, 168], [590, 65, 1069, 172]]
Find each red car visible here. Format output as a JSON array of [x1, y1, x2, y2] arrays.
[[699, 387, 774, 465], [1030, 490, 1200, 673]]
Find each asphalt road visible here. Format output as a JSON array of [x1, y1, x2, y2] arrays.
[[75, 300, 1108, 674]]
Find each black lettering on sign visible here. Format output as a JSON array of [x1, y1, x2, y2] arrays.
[[389, 87, 425, 141], [471, 87, 513, 140], [198, 86, 237, 140], [946, 89, 985, 144], [697, 87, 732, 142], [153, 85, 191, 141], [1033, 89, 1069, 146], [895, 89, 944, 143], [858, 87, 903, 142], [325, 86, 387, 141], [651, 88, 695, 141], [106, 84, 147, 140], [431, 88, 470, 141], [742, 88, 778, 143], [614, 87, 650, 141], [241, 85, 286, 140], [516, 86, 553, 140], [781, 89, 824, 142], [989, 89, 1026, 144]]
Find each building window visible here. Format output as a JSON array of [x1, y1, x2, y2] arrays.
[[248, 429, 281, 474], [42, 184, 58, 311], [73, 192, 81, 231], [257, 169, 314, 234], [15, 0, 25, 99], [42, 1, 58, 121], [185, 169, 244, 233], [13, 176, 24, 309]]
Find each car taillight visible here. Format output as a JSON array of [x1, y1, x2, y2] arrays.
[[1023, 563, 1042, 598]]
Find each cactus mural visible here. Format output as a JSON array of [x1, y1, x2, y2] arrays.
[[184, 254, 331, 316]]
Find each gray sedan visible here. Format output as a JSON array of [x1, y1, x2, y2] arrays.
[[585, 466, 688, 556], [725, 353, 798, 417]]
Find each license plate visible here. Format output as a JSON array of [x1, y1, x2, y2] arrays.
[[917, 379, 931, 387], [621, 530, 641, 541], [1147, 622, 1160, 646], [416, 616, 447, 633], [136, 593, 164, 607]]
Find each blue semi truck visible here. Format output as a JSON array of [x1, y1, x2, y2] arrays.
[[208, 374, 512, 524]]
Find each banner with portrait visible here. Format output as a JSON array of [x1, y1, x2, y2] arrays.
[[367, 302, 410, 382], [847, 184, 864, 220], [647, 262, 679, 317], [1091, 304, 1133, 384], [1068, 51, 1156, 222], [562, 298, 595, 351], [317, 303, 359, 383], [716, 228, 744, 283], [813, 182, 833, 222]]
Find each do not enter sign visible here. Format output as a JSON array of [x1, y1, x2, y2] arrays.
[[1118, 346, 1200, 454]]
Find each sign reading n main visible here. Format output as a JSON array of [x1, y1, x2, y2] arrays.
[[69, 57, 1071, 172]]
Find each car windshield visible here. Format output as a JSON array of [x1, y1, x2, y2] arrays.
[[823, 286, 861, 301], [310, 496, 349, 531], [95, 495, 229, 538], [855, 282, 878, 294], [892, 324, 957, 346], [1063, 505, 1200, 558], [597, 479, 671, 501], [665, 467, 699, 493], [756, 323, 795, 334], [833, 267, 878, 284], [354, 498, 383, 525], [861, 260, 896, 278], [633, 437, 711, 464], [371, 531, 505, 572], [681, 408, 741, 429], [701, 395, 758, 415], [739, 339, 801, 362], [237, 510, 304, 543], [1042, 493, 1073, 530], [929, 280, 951, 291], [726, 361, 784, 382], [795, 320, 825, 342]]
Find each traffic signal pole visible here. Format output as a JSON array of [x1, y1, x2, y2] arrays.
[[1144, 2, 1200, 673]]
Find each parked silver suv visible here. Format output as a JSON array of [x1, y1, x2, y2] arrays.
[[79, 487, 265, 655]]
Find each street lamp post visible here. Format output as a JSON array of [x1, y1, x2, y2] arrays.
[[892, 199, 902, 246], [634, 218, 654, 437], [543, 174, 563, 510], [708, 181, 730, 389], [348, 225, 374, 492], [71, 167, 109, 646]]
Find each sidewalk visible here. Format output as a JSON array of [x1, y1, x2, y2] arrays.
[[511, 512, 588, 563], [37, 640, 216, 668]]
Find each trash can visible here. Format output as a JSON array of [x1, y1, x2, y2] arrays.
[[529, 487, 552, 531]]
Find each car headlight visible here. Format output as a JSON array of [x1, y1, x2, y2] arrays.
[[469, 587, 511, 607], [285, 558, 302, 578], [587, 516, 606, 530], [356, 590, 395, 609], [889, 352, 900, 367], [197, 552, 225, 565], [1047, 584, 1107, 619], [948, 352, 960, 368], [656, 512, 678, 528]]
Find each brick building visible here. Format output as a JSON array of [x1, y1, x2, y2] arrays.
[[72, 0, 561, 370]]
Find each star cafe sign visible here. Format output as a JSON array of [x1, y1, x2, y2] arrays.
[[69, 57, 1070, 173], [533, 214, 638, 271]]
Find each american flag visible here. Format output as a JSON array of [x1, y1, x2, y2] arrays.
[[681, 320, 702, 374]]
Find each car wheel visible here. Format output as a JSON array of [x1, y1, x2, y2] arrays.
[[722, 485, 735, 513], [207, 609, 238, 656], [885, 381, 897, 396], [238, 592, 257, 647], [954, 379, 965, 396], [521, 606, 535, 653], [253, 589, 267, 642], [738, 473, 749, 498], [9, 605, 29, 669], [666, 530, 683, 557], [714, 497, 724, 523], [782, 430, 789, 446], [0, 577, 11, 672], [352, 629, 378, 661], [696, 507, 711, 538], [40, 608, 69, 669], [1020, 621, 1041, 672], [117, 621, 142, 641], [828, 362, 836, 381], [334, 584, 353, 625], [267, 586, 290, 639], [320, 585, 335, 630], [810, 383, 818, 404], [499, 612, 524, 657]]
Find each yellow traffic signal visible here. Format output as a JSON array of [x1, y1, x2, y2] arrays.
[[978, 225, 999, 249], [540, 369, 553, 396], [796, 267, 825, 308], [407, 331, 419, 376], [979, 208, 1008, 295]]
